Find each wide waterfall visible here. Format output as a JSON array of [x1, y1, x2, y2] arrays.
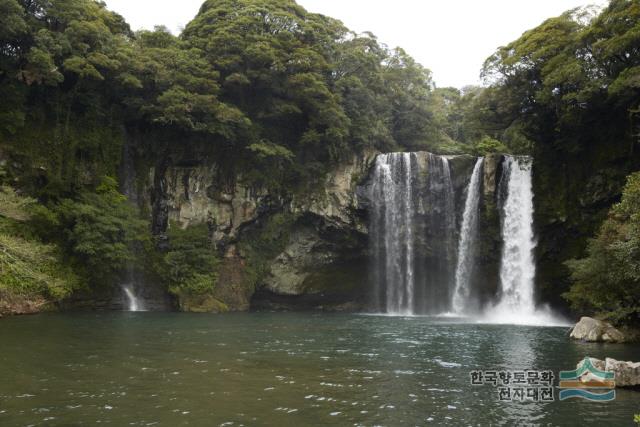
[[370, 153, 417, 314], [452, 158, 484, 314], [370, 152, 457, 315], [369, 152, 563, 324]]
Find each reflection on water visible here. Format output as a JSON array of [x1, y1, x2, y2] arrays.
[[0, 313, 638, 426]]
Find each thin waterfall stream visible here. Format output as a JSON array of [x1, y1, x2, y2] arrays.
[[122, 285, 143, 312], [485, 156, 559, 324], [496, 156, 536, 314], [119, 140, 145, 312], [452, 157, 484, 314]]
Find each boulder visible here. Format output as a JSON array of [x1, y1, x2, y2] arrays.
[[605, 358, 640, 387], [577, 357, 640, 387], [570, 317, 625, 343]]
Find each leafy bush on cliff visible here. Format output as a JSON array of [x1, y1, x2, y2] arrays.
[[0, 186, 79, 304], [162, 223, 219, 297], [565, 172, 640, 326], [30, 177, 149, 287]]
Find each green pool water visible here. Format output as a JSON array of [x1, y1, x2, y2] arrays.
[[0, 312, 638, 425]]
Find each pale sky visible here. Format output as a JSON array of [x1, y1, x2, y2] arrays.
[[105, 0, 607, 88]]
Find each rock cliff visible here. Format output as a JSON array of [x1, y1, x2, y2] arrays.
[[138, 150, 505, 313]]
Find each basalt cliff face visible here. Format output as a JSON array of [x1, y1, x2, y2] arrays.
[[131, 151, 509, 313], [138, 150, 377, 311]]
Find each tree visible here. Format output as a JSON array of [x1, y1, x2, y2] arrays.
[[0, 185, 79, 302], [181, 0, 440, 191], [565, 172, 640, 326], [33, 177, 149, 286], [161, 223, 219, 298]]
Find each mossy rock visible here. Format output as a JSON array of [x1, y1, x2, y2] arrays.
[[177, 292, 229, 313]]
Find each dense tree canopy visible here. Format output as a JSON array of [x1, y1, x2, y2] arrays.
[[565, 172, 640, 326], [180, 0, 439, 189], [470, 0, 640, 155], [0, 0, 445, 196]]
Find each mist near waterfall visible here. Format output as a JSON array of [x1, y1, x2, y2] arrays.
[[369, 153, 567, 326]]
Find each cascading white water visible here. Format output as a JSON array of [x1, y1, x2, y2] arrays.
[[371, 152, 459, 315], [496, 156, 536, 315], [452, 158, 484, 313], [369, 152, 565, 324], [484, 155, 567, 325], [371, 153, 416, 315], [122, 285, 144, 312]]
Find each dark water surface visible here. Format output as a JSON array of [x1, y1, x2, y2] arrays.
[[0, 313, 638, 426]]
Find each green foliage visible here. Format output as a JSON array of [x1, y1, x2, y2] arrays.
[[0, 0, 27, 43], [0, 185, 33, 222], [0, 233, 77, 300], [473, 136, 509, 156], [122, 26, 248, 137], [248, 141, 294, 161], [0, 0, 135, 194], [0, 186, 79, 301], [565, 172, 640, 326], [31, 177, 149, 286], [182, 0, 439, 188], [476, 0, 640, 155], [0, 0, 444, 199], [162, 223, 219, 297]]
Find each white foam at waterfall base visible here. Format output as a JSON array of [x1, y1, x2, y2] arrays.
[[480, 303, 568, 326], [122, 285, 145, 312], [481, 156, 568, 327]]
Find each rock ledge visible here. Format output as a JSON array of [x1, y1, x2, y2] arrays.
[[569, 317, 625, 343]]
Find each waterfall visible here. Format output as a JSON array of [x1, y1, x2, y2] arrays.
[[369, 152, 565, 324], [371, 153, 416, 314], [479, 155, 565, 325], [496, 156, 536, 315], [122, 284, 144, 312], [451, 158, 484, 313], [119, 140, 146, 312], [370, 152, 457, 315]]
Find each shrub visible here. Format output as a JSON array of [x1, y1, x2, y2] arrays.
[[162, 223, 219, 297], [565, 172, 640, 326]]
